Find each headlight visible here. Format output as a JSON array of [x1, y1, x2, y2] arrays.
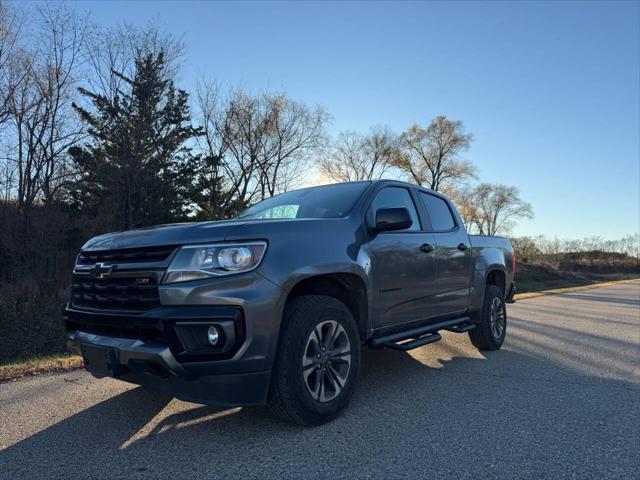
[[162, 241, 267, 284]]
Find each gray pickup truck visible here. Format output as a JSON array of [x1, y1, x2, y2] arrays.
[[65, 179, 515, 425]]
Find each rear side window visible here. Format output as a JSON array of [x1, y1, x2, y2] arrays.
[[420, 192, 455, 231], [371, 187, 421, 231]]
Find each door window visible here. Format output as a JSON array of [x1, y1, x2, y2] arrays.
[[419, 192, 456, 231], [371, 187, 421, 231]]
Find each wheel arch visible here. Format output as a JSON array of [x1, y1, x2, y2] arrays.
[[485, 268, 507, 297], [470, 262, 508, 315], [283, 272, 369, 341]]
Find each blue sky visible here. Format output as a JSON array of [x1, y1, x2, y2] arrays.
[[69, 0, 639, 240]]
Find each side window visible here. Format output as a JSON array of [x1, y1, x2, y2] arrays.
[[420, 192, 456, 231], [371, 187, 421, 231]]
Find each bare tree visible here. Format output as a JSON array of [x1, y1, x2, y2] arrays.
[[194, 83, 327, 218], [32, 5, 89, 204], [194, 80, 246, 218], [447, 185, 479, 232], [467, 183, 533, 236], [83, 19, 184, 102], [215, 89, 270, 208], [0, 0, 25, 125], [621, 233, 640, 259], [319, 127, 397, 182], [510, 236, 542, 263], [0, 1, 21, 204], [393, 115, 476, 191], [1, 3, 89, 211], [256, 94, 328, 197]]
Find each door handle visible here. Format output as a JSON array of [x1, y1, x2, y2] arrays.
[[457, 243, 468, 251], [420, 243, 435, 253]]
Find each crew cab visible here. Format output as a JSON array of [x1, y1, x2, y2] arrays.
[[65, 180, 515, 425]]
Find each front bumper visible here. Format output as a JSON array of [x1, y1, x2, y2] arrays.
[[64, 271, 284, 406], [66, 330, 270, 406]]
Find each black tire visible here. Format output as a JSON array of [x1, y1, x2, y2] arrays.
[[268, 295, 361, 426], [468, 284, 507, 351]]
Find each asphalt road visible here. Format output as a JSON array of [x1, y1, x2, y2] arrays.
[[1, 281, 639, 480]]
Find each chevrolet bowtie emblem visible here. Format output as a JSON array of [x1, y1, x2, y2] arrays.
[[92, 262, 114, 279]]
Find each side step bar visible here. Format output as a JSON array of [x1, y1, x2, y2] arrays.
[[384, 332, 442, 351], [444, 322, 476, 333], [369, 316, 474, 351]]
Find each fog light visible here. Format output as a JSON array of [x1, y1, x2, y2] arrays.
[[207, 326, 220, 345]]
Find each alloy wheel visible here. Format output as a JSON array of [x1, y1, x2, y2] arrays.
[[302, 320, 352, 403], [490, 297, 506, 339]]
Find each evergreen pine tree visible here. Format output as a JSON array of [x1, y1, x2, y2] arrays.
[[193, 154, 247, 220], [69, 51, 199, 230]]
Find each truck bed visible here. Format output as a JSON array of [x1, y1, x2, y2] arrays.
[[468, 234, 513, 250]]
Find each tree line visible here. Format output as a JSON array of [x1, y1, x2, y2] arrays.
[[512, 234, 640, 274]]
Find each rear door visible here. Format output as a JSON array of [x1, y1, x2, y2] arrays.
[[417, 191, 472, 315], [366, 186, 439, 329]]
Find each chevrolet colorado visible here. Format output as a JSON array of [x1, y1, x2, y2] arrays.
[[65, 179, 515, 425]]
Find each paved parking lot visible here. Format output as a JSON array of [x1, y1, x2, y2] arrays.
[[1, 281, 639, 479]]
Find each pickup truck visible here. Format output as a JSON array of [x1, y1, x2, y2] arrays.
[[65, 179, 515, 426]]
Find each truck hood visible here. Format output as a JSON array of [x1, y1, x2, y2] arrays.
[[82, 219, 248, 251], [81, 218, 349, 251]]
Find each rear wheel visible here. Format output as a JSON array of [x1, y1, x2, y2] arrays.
[[268, 295, 360, 426], [468, 284, 507, 351]]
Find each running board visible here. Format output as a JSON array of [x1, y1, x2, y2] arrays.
[[384, 332, 442, 351], [369, 316, 474, 351], [444, 323, 476, 333]]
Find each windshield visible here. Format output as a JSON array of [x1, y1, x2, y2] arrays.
[[237, 182, 370, 220]]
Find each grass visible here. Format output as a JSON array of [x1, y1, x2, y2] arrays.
[[0, 353, 82, 383], [517, 277, 593, 294]]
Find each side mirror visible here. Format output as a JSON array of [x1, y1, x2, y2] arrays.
[[374, 207, 413, 232]]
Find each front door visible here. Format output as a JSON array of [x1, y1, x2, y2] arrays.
[[367, 186, 439, 329]]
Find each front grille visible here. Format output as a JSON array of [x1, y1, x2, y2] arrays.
[[71, 275, 161, 312], [77, 246, 176, 265]]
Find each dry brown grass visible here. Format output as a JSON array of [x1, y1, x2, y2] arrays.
[[0, 354, 83, 382]]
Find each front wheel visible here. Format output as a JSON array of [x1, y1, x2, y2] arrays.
[[268, 295, 361, 426], [468, 284, 507, 351]]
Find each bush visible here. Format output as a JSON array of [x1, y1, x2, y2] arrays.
[[0, 202, 90, 361], [0, 281, 68, 360]]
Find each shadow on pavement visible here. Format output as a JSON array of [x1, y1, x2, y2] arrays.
[[1, 334, 639, 479], [555, 293, 640, 306]]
